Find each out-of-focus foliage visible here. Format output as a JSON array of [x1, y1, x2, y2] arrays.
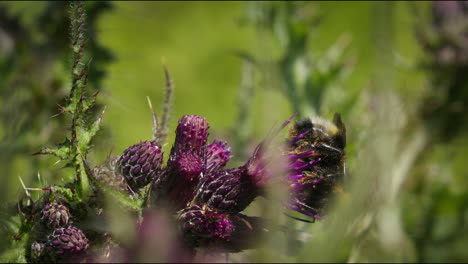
[[0, 1, 113, 259], [1, 1, 468, 263], [0, 1, 112, 201]]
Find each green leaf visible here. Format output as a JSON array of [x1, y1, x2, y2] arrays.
[[82, 159, 142, 212], [0, 242, 27, 263], [50, 185, 78, 203], [0, 215, 29, 263], [33, 139, 71, 160], [91, 173, 142, 212]]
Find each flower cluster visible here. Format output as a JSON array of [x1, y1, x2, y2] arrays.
[[115, 114, 271, 251], [27, 113, 346, 262], [30, 203, 89, 263], [114, 113, 346, 250]]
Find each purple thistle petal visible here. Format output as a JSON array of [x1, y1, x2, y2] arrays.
[[289, 130, 311, 146], [206, 140, 231, 173]]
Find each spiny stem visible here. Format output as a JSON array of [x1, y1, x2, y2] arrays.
[[158, 63, 173, 145], [69, 0, 87, 112]]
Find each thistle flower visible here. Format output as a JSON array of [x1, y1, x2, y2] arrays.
[[41, 202, 72, 229], [193, 168, 254, 214], [172, 115, 209, 155], [156, 115, 209, 210], [178, 204, 234, 248], [117, 141, 163, 191], [286, 114, 346, 220], [46, 225, 89, 261]]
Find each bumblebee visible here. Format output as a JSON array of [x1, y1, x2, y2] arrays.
[[287, 113, 346, 221]]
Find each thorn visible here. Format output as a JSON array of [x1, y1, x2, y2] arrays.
[[146, 96, 160, 143], [106, 145, 115, 160], [25, 187, 51, 191], [98, 106, 107, 120], [51, 104, 67, 118], [18, 176, 31, 198], [159, 62, 173, 145], [86, 57, 94, 67], [236, 215, 254, 230], [31, 151, 45, 156]]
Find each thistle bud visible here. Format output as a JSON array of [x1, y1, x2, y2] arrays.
[[173, 115, 209, 155], [41, 202, 72, 229], [178, 204, 234, 248], [194, 167, 258, 214], [46, 226, 89, 261], [117, 141, 163, 191], [156, 115, 210, 210]]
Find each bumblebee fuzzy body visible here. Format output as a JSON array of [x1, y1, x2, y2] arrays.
[[287, 113, 346, 219]]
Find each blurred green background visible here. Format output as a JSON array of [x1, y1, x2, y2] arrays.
[[1, 1, 468, 262]]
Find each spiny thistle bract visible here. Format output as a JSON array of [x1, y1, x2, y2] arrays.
[[45, 226, 89, 261], [194, 167, 261, 215], [116, 141, 163, 191], [286, 113, 346, 220], [93, 156, 128, 193], [40, 202, 72, 229]]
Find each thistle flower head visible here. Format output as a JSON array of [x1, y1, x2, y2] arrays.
[[117, 141, 163, 191], [46, 226, 89, 260], [173, 115, 209, 155], [195, 167, 258, 214], [41, 202, 72, 229], [156, 115, 210, 210], [178, 204, 234, 248]]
